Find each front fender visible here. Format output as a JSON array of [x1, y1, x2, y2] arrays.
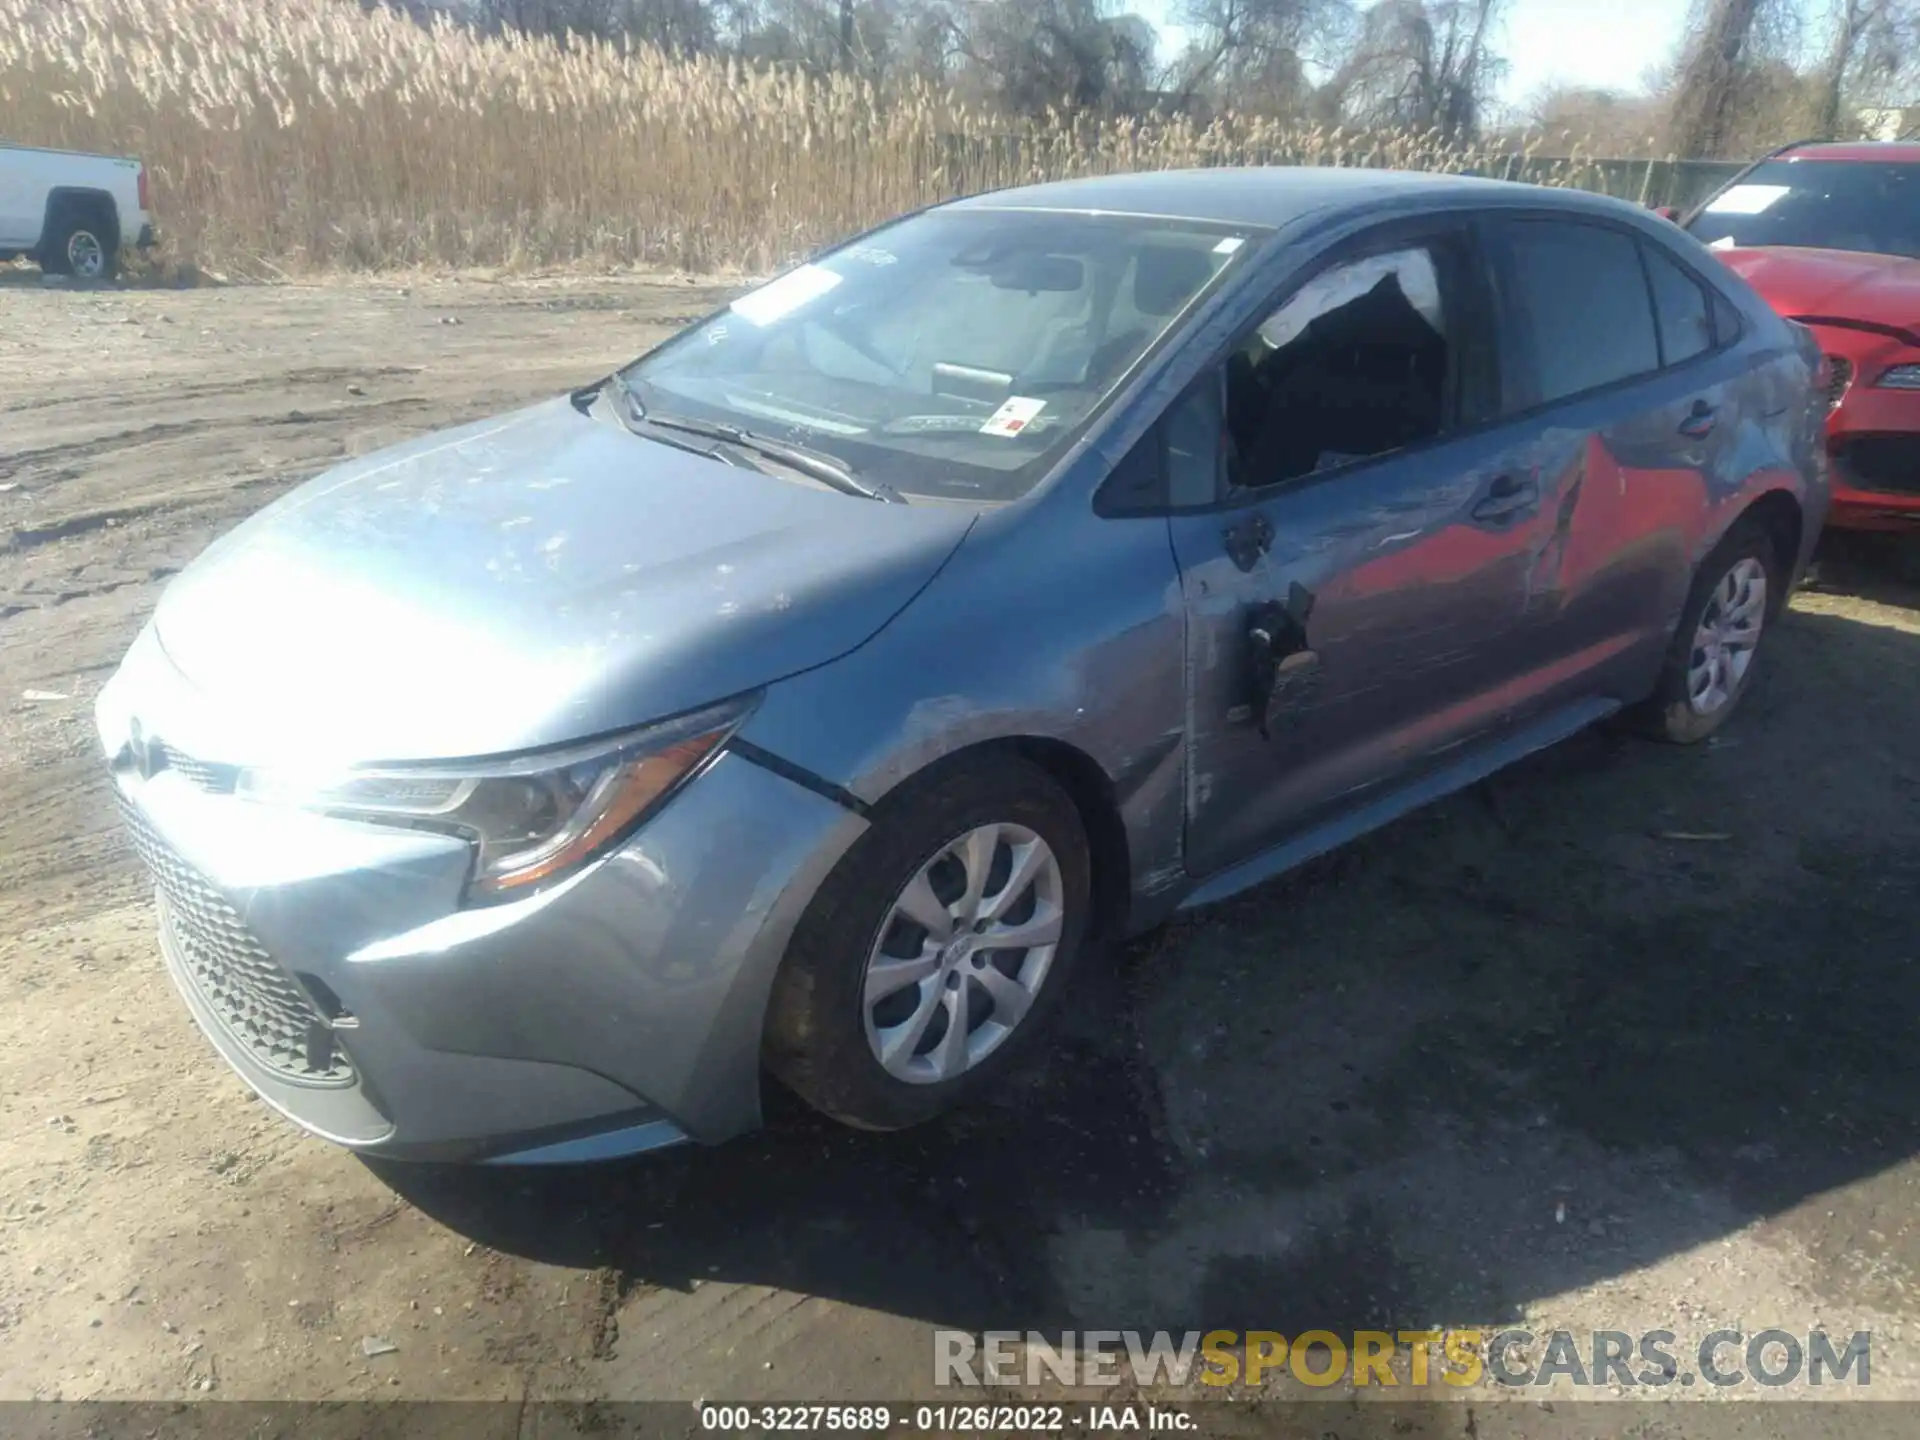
[[732, 491, 1192, 929]]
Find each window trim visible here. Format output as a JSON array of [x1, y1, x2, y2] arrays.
[[1710, 288, 1746, 350]]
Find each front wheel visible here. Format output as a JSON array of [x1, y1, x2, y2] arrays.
[[764, 754, 1092, 1132], [1631, 517, 1780, 744]]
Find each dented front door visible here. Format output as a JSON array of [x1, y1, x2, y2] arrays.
[[1168, 422, 1558, 882]]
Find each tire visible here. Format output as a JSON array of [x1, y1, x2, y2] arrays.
[[41, 212, 117, 281], [1630, 516, 1781, 745], [764, 753, 1093, 1132]]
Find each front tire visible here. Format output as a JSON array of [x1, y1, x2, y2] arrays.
[[1632, 517, 1780, 744], [764, 753, 1092, 1132]]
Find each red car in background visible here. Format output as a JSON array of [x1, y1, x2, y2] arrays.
[[1675, 141, 1920, 531]]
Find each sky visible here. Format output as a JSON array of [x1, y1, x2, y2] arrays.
[[1129, 0, 1690, 114]]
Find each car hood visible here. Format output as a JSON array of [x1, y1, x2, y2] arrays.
[[1712, 245, 1920, 335], [150, 396, 976, 763]]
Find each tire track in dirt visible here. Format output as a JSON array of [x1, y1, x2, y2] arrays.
[[0, 274, 736, 1402], [0, 365, 427, 416]]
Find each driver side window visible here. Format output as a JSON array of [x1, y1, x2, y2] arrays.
[[1224, 245, 1459, 489]]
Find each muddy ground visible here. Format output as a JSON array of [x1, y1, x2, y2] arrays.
[[2, 269, 1919, 1425]]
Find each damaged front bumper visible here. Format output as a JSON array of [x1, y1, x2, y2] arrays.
[[97, 630, 869, 1163]]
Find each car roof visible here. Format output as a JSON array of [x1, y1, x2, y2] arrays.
[[941, 165, 1642, 231], [1778, 141, 1920, 164]]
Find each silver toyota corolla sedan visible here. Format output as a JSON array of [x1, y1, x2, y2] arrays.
[[98, 167, 1829, 1165]]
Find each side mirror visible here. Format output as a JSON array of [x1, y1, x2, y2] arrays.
[[1651, 205, 1679, 223]]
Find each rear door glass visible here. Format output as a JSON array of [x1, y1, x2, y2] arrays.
[[1495, 219, 1661, 411]]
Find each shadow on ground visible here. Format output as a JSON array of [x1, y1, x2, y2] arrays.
[[370, 535, 1920, 1342], [0, 261, 218, 290]]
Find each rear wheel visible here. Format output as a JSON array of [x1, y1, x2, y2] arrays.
[[764, 754, 1092, 1131], [1631, 517, 1780, 744], [42, 212, 117, 280]]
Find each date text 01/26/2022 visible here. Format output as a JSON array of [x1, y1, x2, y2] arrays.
[[698, 1404, 1196, 1431]]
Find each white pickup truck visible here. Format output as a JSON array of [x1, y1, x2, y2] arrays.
[[0, 144, 155, 280]]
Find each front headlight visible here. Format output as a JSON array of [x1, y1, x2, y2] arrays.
[[1877, 364, 1920, 390], [235, 697, 753, 901]]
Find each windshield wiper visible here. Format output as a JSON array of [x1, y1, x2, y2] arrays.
[[584, 372, 901, 502], [575, 372, 754, 469], [641, 412, 901, 503]]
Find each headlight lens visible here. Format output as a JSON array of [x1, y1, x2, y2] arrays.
[[235, 697, 752, 900], [1877, 364, 1920, 390]]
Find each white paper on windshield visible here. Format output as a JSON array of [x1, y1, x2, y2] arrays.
[[980, 396, 1046, 437], [1214, 236, 1245, 255], [1704, 184, 1792, 216], [729, 263, 843, 327]]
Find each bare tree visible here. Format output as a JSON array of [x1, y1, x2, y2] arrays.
[[1808, 0, 1920, 135], [1320, 0, 1507, 136], [1813, 0, 1878, 134], [1666, 0, 1768, 157], [1522, 83, 1667, 154], [1167, 0, 1349, 114], [937, 0, 1158, 113]]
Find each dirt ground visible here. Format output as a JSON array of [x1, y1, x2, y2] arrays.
[[3, 268, 1920, 1423]]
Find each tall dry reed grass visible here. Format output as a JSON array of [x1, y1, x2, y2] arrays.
[[0, 0, 1605, 275]]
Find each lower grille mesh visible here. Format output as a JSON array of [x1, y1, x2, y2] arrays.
[[117, 792, 352, 1085], [153, 741, 234, 794], [1834, 434, 1920, 497]]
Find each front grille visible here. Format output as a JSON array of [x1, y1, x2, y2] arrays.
[[117, 792, 353, 1085], [1833, 434, 1920, 496], [1825, 355, 1854, 410], [151, 741, 237, 794]]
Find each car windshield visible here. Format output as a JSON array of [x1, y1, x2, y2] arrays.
[[618, 207, 1261, 502], [1685, 158, 1920, 260]]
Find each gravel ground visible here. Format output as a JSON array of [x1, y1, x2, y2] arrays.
[[2, 268, 1918, 1425]]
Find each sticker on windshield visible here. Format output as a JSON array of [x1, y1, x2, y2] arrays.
[[980, 396, 1046, 437], [1704, 184, 1792, 216], [729, 263, 843, 327], [1214, 236, 1245, 254]]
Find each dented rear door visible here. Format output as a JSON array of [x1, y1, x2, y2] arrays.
[[1478, 213, 1736, 708]]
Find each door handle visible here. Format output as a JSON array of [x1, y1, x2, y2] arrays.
[[1678, 399, 1717, 438], [1471, 473, 1538, 523]]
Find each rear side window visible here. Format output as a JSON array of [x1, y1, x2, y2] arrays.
[[1642, 244, 1714, 365], [1496, 219, 1660, 410], [1710, 289, 1744, 346]]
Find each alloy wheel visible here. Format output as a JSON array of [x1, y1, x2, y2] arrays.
[[860, 822, 1065, 1085], [67, 230, 106, 279], [1687, 556, 1768, 716]]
